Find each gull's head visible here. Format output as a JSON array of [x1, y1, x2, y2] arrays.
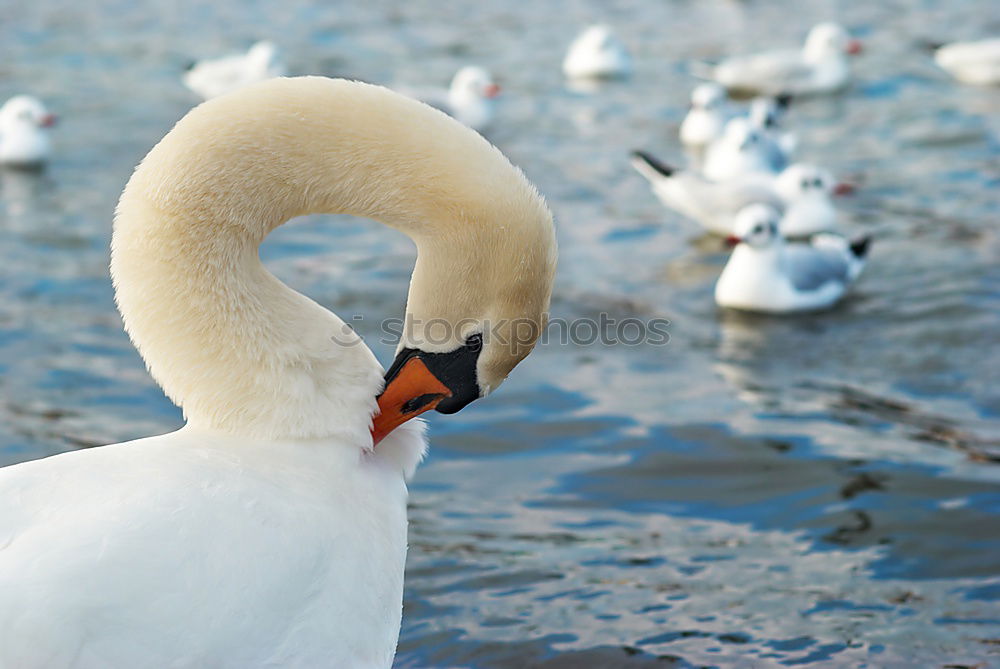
[[749, 95, 789, 129], [775, 163, 835, 200], [0, 96, 56, 130], [729, 204, 782, 248], [451, 66, 501, 100], [691, 82, 727, 110], [804, 23, 861, 60]]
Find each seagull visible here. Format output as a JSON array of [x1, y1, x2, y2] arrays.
[[563, 25, 632, 79], [680, 82, 731, 149], [715, 203, 870, 313], [773, 163, 842, 237], [0, 96, 57, 167], [934, 38, 1000, 86], [410, 66, 501, 132], [703, 117, 786, 181], [748, 94, 797, 158], [698, 22, 862, 96], [183, 41, 287, 100], [631, 150, 779, 235]]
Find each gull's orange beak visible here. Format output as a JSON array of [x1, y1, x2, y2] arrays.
[[846, 40, 863, 55], [724, 234, 742, 247], [483, 83, 501, 98], [833, 182, 856, 196], [371, 357, 451, 446]]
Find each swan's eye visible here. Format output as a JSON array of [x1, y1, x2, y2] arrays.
[[813, 177, 823, 188], [753, 224, 764, 234]]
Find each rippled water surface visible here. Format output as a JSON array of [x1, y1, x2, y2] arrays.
[[2, 1, 999, 666]]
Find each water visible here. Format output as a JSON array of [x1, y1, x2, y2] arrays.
[[2, 0, 999, 666]]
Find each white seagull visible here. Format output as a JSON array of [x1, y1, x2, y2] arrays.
[[183, 40, 287, 100], [563, 25, 633, 79], [699, 22, 862, 96], [680, 82, 731, 150], [748, 94, 797, 159], [632, 153, 846, 238], [0, 77, 557, 668], [412, 66, 501, 132], [0, 96, 57, 167], [934, 38, 1000, 86], [715, 203, 870, 313], [703, 117, 786, 181]]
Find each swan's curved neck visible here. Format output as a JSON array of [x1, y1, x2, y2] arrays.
[[112, 77, 553, 440]]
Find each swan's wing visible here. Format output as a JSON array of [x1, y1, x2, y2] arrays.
[[782, 242, 849, 291]]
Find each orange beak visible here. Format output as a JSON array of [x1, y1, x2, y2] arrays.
[[371, 357, 452, 446], [483, 83, 501, 98], [724, 235, 742, 247], [39, 114, 57, 127], [846, 40, 863, 55], [833, 182, 856, 196]]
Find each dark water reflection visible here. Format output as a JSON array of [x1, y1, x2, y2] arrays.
[[1, 0, 999, 667]]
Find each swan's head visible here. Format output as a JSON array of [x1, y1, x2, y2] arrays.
[[804, 23, 861, 61], [691, 82, 726, 110], [775, 163, 834, 200], [0, 96, 56, 130], [729, 204, 782, 248], [450, 66, 500, 100]]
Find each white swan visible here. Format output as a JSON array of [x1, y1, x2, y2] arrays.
[[934, 38, 1000, 86], [563, 25, 632, 79], [701, 23, 862, 96], [716, 204, 869, 313], [183, 40, 287, 100], [0, 77, 557, 668], [0, 95, 56, 166]]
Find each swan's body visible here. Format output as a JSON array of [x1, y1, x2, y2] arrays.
[[413, 66, 501, 131], [0, 77, 556, 668], [0, 96, 56, 166], [563, 25, 632, 79], [183, 41, 287, 100], [935, 38, 1000, 85], [703, 23, 861, 96], [632, 153, 841, 237], [716, 204, 868, 313], [680, 83, 731, 149]]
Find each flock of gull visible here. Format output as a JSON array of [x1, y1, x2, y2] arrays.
[[3, 25, 996, 316]]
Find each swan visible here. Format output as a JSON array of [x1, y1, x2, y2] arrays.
[[699, 23, 862, 96], [563, 25, 632, 79], [183, 40, 287, 100], [934, 38, 1000, 86], [0, 95, 56, 167], [0, 77, 557, 668], [716, 204, 869, 313]]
